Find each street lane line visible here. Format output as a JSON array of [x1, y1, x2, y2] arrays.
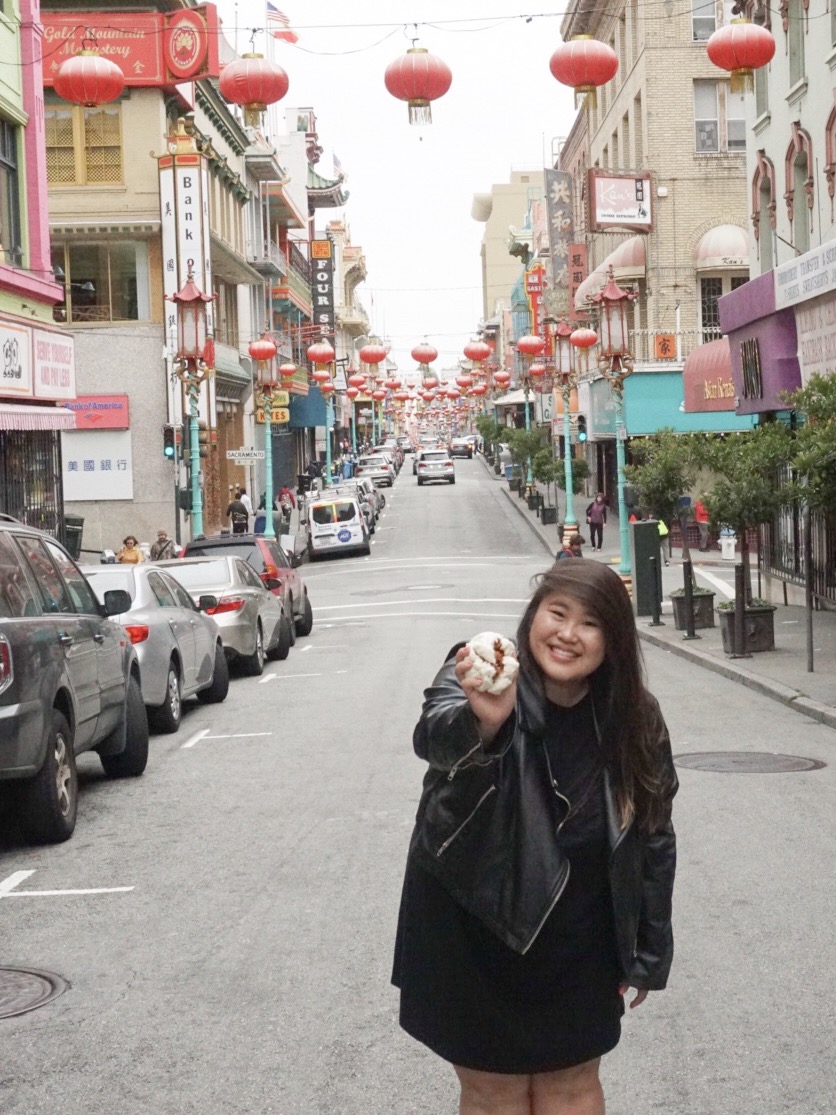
[[695, 568, 734, 598], [6, 887, 135, 897], [258, 671, 346, 683], [181, 728, 210, 750], [0, 871, 35, 895], [323, 611, 523, 622], [316, 598, 527, 610]]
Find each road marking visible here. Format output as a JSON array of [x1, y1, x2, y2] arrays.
[[694, 568, 734, 598], [0, 871, 133, 898], [181, 728, 210, 749], [324, 611, 522, 622], [259, 670, 348, 683], [183, 731, 274, 749], [300, 645, 349, 650], [316, 598, 527, 611]]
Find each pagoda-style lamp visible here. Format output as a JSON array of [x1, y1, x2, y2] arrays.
[[250, 333, 279, 538], [589, 267, 636, 580], [168, 272, 213, 538]]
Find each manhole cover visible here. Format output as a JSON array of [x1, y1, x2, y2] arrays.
[[0, 967, 69, 1020], [674, 751, 826, 773]]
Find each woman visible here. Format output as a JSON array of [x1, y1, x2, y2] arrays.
[[585, 493, 608, 552], [116, 536, 143, 564], [393, 561, 677, 1114]]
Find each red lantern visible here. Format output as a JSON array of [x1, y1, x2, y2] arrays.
[[319, 380, 335, 395], [219, 54, 289, 126], [463, 340, 491, 364], [516, 335, 546, 358], [359, 342, 387, 366], [279, 362, 297, 380], [53, 43, 125, 107], [394, 390, 410, 402], [549, 36, 618, 108], [384, 378, 401, 390], [372, 389, 387, 401], [469, 384, 487, 396], [421, 391, 435, 402], [348, 373, 366, 388], [307, 340, 335, 367], [423, 375, 439, 389], [528, 362, 547, 379], [412, 342, 439, 366], [346, 386, 359, 400], [493, 370, 511, 386], [706, 19, 776, 93], [447, 388, 461, 399], [248, 335, 277, 364], [455, 374, 473, 389], [384, 47, 452, 126], [311, 368, 331, 384], [571, 327, 598, 349]]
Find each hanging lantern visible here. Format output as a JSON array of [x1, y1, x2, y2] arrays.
[[394, 390, 411, 402], [516, 334, 546, 358], [279, 362, 297, 380], [588, 269, 634, 359], [348, 372, 366, 388], [423, 375, 439, 389], [421, 391, 435, 402], [706, 19, 776, 93], [219, 54, 289, 127], [248, 334, 277, 364], [307, 340, 335, 368], [528, 362, 547, 379], [463, 339, 491, 364], [455, 374, 473, 389], [372, 389, 387, 401], [469, 384, 487, 396], [411, 342, 439, 366], [359, 342, 387, 367], [447, 388, 461, 399], [319, 380, 336, 395], [311, 367, 331, 384], [346, 386, 360, 400], [384, 47, 452, 126], [53, 37, 125, 107], [493, 369, 511, 386], [570, 327, 598, 350], [384, 378, 401, 390], [549, 36, 618, 109]]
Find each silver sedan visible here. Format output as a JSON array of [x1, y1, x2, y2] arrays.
[[83, 564, 229, 735], [160, 556, 289, 677]]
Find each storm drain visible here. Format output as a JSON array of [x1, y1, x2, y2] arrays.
[[674, 751, 826, 774], [0, 967, 69, 1020]]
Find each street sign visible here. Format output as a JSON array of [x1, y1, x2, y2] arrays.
[[255, 404, 291, 424], [226, 448, 265, 461]]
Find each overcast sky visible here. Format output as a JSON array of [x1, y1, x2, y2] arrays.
[[216, 1, 578, 371]]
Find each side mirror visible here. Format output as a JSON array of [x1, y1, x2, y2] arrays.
[[103, 588, 131, 616], [265, 578, 282, 591], [197, 594, 218, 612], [289, 551, 301, 568]]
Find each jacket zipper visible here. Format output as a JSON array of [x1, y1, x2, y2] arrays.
[[436, 785, 497, 857], [447, 739, 483, 781], [541, 741, 572, 828], [521, 862, 571, 954]]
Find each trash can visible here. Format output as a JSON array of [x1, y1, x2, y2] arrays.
[[63, 514, 84, 559], [342, 460, 353, 479], [720, 531, 736, 561], [254, 512, 266, 535], [629, 520, 663, 617]]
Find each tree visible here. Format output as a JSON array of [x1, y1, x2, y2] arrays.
[[624, 428, 699, 560], [784, 374, 836, 517], [506, 427, 545, 467], [531, 449, 560, 507], [475, 414, 503, 455], [553, 455, 591, 494]]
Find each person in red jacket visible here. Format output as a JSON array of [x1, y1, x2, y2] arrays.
[[694, 499, 710, 552]]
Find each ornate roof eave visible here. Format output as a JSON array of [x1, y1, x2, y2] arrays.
[[307, 164, 349, 211]]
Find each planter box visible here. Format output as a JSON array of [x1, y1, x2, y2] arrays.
[[670, 592, 715, 630], [541, 506, 558, 525], [508, 477, 521, 492], [527, 494, 539, 511], [718, 606, 776, 653]]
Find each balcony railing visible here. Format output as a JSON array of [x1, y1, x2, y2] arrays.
[[246, 240, 287, 277], [288, 242, 310, 284], [630, 329, 723, 365]]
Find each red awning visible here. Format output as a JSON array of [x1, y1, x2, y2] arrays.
[[0, 403, 77, 431], [682, 337, 736, 412]]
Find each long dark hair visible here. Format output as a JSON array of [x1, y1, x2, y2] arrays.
[[516, 561, 671, 832]]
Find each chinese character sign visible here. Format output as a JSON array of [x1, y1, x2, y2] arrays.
[[545, 170, 575, 314], [60, 430, 134, 501], [310, 239, 335, 341], [568, 243, 588, 322], [159, 151, 214, 339]]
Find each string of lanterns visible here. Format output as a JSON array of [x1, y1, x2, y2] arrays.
[[51, 25, 776, 117]]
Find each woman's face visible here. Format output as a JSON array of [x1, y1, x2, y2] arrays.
[[125, 538, 136, 547], [528, 591, 606, 699]]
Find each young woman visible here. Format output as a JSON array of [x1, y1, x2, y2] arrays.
[[116, 536, 143, 564], [393, 561, 677, 1115]]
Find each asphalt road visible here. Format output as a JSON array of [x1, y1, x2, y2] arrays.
[[1, 456, 834, 1114]]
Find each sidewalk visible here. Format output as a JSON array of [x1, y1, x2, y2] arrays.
[[483, 455, 836, 732]]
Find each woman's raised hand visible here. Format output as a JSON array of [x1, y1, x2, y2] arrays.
[[455, 646, 516, 743]]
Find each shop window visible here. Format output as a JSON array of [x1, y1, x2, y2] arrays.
[[0, 120, 21, 266], [44, 103, 122, 186], [700, 277, 723, 340], [52, 241, 150, 324], [692, 0, 715, 41], [214, 279, 239, 347]]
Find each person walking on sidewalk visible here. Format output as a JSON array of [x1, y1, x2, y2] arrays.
[[586, 492, 608, 552], [393, 561, 678, 1115], [695, 498, 711, 552]]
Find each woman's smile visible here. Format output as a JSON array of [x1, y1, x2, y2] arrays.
[[529, 592, 606, 702]]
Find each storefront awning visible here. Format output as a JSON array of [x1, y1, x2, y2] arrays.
[[693, 224, 748, 271], [682, 337, 736, 412], [492, 389, 526, 406], [0, 403, 77, 431], [574, 236, 646, 310]]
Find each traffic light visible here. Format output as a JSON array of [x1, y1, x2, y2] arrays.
[[577, 415, 588, 443], [197, 419, 209, 458], [162, 424, 176, 460]]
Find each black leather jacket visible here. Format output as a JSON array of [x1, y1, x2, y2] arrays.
[[409, 656, 678, 990]]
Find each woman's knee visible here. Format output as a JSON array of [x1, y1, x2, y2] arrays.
[[455, 1065, 531, 1112], [531, 1058, 602, 1104]]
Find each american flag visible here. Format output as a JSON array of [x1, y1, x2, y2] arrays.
[[266, 2, 298, 43]]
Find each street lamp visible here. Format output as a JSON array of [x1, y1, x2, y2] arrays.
[[168, 271, 213, 539], [250, 332, 279, 538], [307, 340, 335, 484], [552, 321, 580, 540], [588, 266, 636, 580], [516, 333, 546, 494]]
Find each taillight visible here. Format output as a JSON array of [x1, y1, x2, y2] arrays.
[[124, 625, 149, 644], [0, 635, 13, 696], [263, 563, 279, 579], [206, 596, 246, 615]]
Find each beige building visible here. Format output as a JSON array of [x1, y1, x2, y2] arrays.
[[472, 170, 545, 323]]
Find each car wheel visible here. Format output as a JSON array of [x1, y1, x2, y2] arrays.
[[20, 709, 78, 844], [360, 543, 371, 556], [379, 494, 386, 509], [240, 622, 266, 676], [307, 545, 318, 562], [449, 477, 456, 485], [101, 677, 149, 778], [287, 606, 297, 646], [268, 611, 292, 661], [149, 660, 182, 734], [417, 478, 423, 486], [295, 593, 313, 637], [197, 642, 230, 704]]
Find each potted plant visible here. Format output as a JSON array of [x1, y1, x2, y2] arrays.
[[669, 586, 716, 630], [716, 598, 777, 652], [532, 449, 561, 525], [507, 428, 545, 503], [625, 428, 699, 562]]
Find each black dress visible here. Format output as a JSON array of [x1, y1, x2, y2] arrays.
[[392, 695, 624, 1074]]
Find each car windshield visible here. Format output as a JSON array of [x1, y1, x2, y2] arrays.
[[421, 452, 449, 462], [358, 456, 386, 467], [84, 569, 136, 601], [169, 560, 230, 588]]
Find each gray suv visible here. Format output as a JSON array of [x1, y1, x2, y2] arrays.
[[0, 519, 149, 843]]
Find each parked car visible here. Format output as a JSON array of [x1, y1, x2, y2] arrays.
[[161, 556, 288, 676], [375, 442, 403, 469], [413, 438, 440, 473], [353, 475, 385, 517], [416, 449, 456, 485], [181, 533, 312, 637], [355, 454, 395, 487], [328, 484, 376, 534], [449, 437, 474, 459], [397, 436, 413, 454], [0, 520, 149, 844], [82, 564, 229, 734], [306, 493, 370, 560]]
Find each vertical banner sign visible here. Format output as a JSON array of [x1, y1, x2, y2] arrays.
[[310, 239, 335, 340], [544, 170, 574, 323], [568, 243, 588, 323], [525, 262, 547, 340], [158, 145, 214, 343]]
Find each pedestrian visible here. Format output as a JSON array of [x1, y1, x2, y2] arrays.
[[655, 515, 671, 565], [694, 498, 710, 552], [585, 492, 608, 552], [392, 561, 677, 1115], [226, 494, 249, 535], [556, 531, 585, 560], [237, 486, 253, 520], [116, 535, 144, 564], [149, 529, 175, 561]]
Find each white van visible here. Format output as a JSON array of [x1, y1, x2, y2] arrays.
[[306, 495, 370, 561]]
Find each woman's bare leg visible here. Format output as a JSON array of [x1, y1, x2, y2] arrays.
[[454, 1065, 532, 1115], [529, 1059, 604, 1115]]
